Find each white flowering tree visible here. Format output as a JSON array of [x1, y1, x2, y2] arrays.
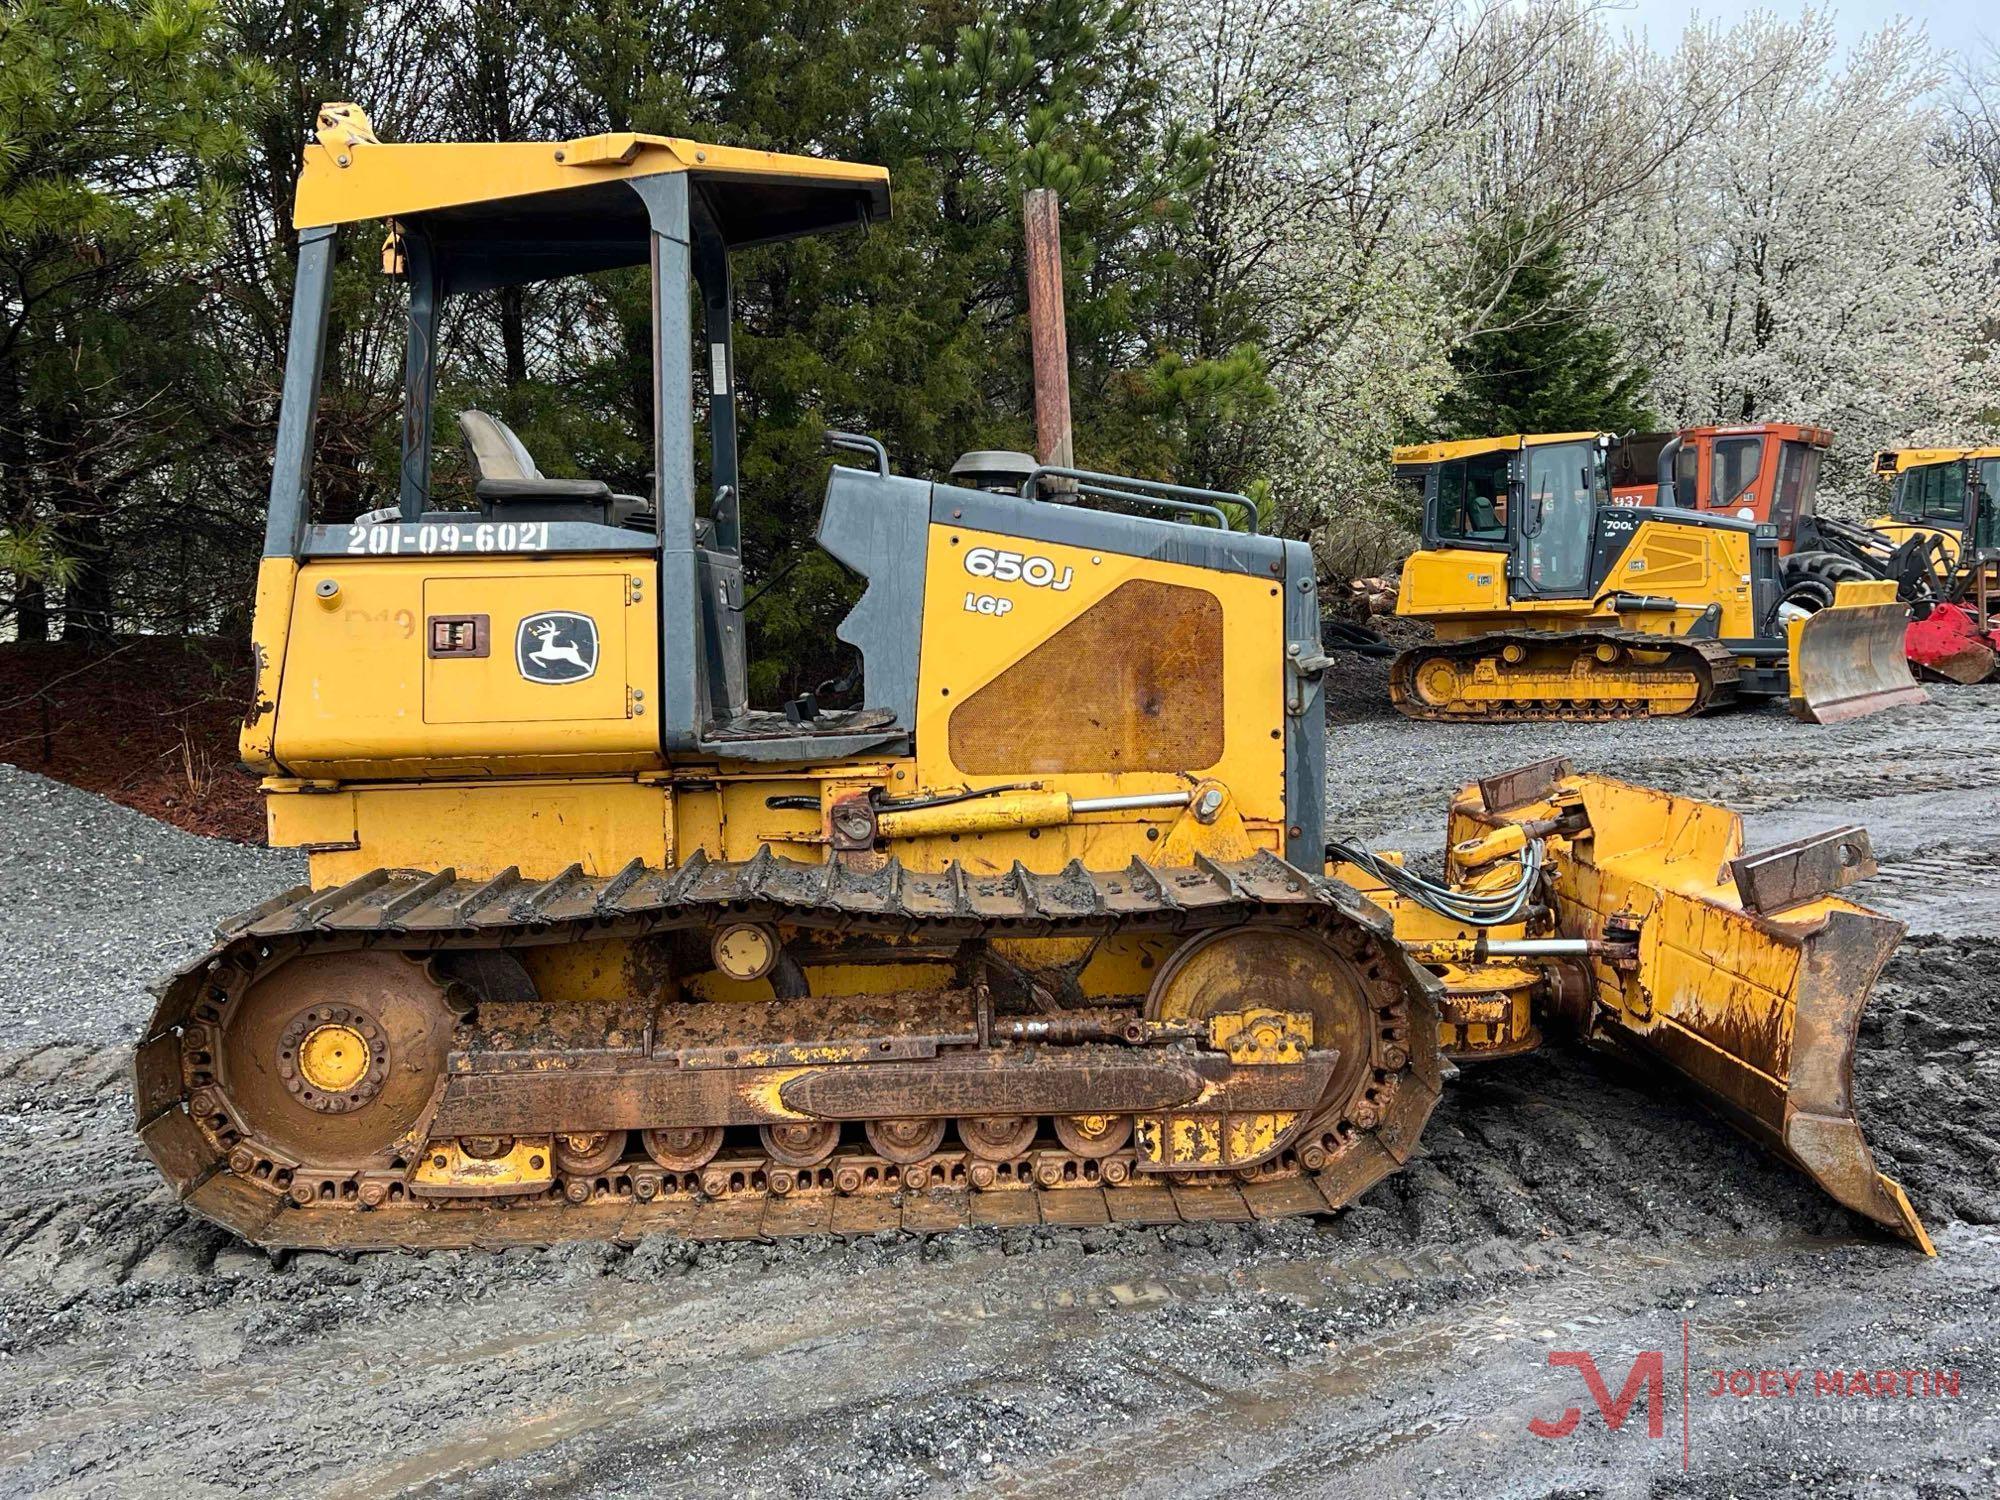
[[1936, 40, 2000, 423], [1151, 2, 2000, 563], [1601, 13, 1998, 506], [1155, 1, 1595, 569], [1153, 0, 1779, 571]]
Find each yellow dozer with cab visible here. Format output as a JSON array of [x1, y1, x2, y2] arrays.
[[1866, 447, 2000, 680], [130, 108, 1929, 1255], [1387, 433, 1924, 722]]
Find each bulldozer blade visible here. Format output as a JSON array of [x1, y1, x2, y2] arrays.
[[1450, 765, 1934, 1253], [1786, 584, 1928, 723]]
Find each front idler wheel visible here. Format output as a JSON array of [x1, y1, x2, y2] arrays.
[[1145, 923, 1379, 1133], [217, 950, 457, 1173]]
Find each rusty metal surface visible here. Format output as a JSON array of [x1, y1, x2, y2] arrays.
[[131, 1032, 187, 1125], [1779, 908, 1931, 1250], [661, 992, 976, 1061], [1143, 923, 1408, 1165], [1495, 770, 1932, 1252], [140, 846, 1441, 1252], [203, 951, 457, 1174], [946, 580, 1226, 774], [779, 1051, 1206, 1119], [1729, 826, 1877, 914], [1787, 600, 1929, 723], [1627, 908, 1929, 1252], [1476, 757, 1574, 814]]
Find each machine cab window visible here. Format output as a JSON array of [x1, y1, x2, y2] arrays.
[[1433, 450, 1510, 546], [257, 107, 909, 764], [1770, 440, 1821, 538], [1710, 435, 1765, 514], [1895, 463, 1970, 527], [1517, 438, 1603, 595]]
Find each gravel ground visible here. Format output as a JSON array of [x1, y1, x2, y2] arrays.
[[0, 692, 1997, 1499], [0, 764, 302, 1049]]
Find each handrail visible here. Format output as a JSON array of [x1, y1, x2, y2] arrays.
[[1018, 465, 1260, 534], [825, 429, 889, 476], [1067, 480, 1230, 531]]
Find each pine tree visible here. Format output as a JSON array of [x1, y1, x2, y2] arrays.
[[0, 0, 268, 641], [496, 0, 1250, 697], [1432, 218, 1655, 440]]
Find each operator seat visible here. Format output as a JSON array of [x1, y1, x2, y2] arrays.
[[457, 410, 651, 528]]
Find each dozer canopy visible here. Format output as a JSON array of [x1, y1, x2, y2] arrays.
[[298, 103, 890, 267], [255, 106, 895, 763]]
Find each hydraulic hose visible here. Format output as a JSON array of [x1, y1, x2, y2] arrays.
[[1326, 837, 1545, 929]]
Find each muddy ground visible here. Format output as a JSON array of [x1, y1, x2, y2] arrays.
[[0, 678, 1997, 1498]]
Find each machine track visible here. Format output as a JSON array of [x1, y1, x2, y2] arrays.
[[136, 851, 1443, 1251], [1389, 628, 1740, 721]]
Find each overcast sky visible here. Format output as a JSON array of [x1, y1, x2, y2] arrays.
[[1610, 0, 1994, 57]]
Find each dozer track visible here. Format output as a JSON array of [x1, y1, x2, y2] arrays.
[[137, 851, 1444, 1251], [1390, 629, 1740, 721]]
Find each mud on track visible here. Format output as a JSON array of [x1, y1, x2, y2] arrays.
[[0, 689, 1996, 1498]]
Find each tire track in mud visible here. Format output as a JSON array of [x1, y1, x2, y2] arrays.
[[1854, 937, 2000, 1228], [975, 1246, 1688, 1500], [0, 1042, 219, 1302], [338, 1231, 1596, 1500], [338, 1219, 2000, 1500], [1867, 845, 2000, 897], [1856, 842, 2000, 940], [1326, 683, 2000, 851], [0, 1042, 129, 1108], [983, 1226, 2000, 1500], [1597, 731, 2000, 805]]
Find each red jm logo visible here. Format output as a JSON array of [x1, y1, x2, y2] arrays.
[[1529, 1351, 1667, 1439]]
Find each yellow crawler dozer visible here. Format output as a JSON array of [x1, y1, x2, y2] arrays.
[[1388, 434, 1924, 722], [132, 108, 1929, 1254]]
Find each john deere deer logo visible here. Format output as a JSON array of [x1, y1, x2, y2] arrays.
[[516, 612, 598, 684]]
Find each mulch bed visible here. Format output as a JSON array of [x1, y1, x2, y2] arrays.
[[0, 638, 265, 843]]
